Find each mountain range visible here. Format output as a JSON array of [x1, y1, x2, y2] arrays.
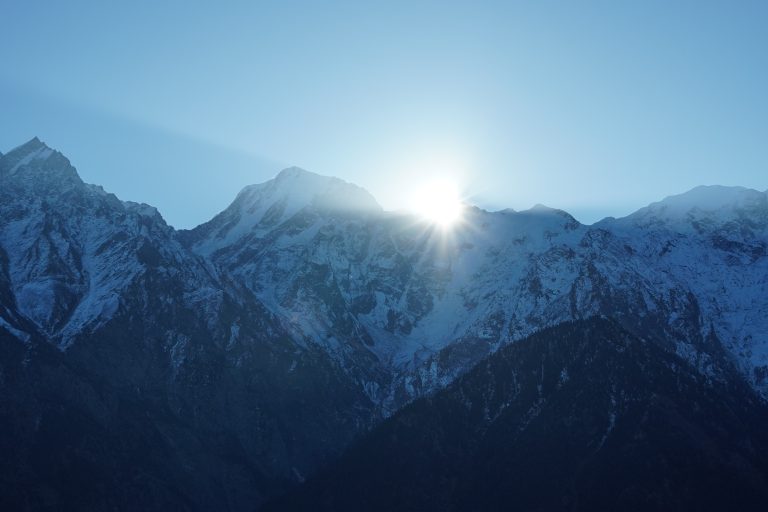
[[1, 138, 767, 510]]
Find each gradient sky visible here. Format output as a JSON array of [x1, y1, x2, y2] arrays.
[[1, 0, 766, 228]]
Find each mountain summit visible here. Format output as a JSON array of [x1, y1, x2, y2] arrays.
[[614, 185, 768, 232], [0, 137, 81, 185], [262, 166, 381, 216], [185, 166, 381, 255]]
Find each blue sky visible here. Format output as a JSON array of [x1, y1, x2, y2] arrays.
[[1, 0, 766, 228]]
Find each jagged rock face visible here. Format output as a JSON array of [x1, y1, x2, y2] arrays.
[[264, 319, 768, 512], [0, 137, 191, 343]]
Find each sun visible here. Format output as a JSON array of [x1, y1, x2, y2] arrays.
[[411, 180, 464, 228]]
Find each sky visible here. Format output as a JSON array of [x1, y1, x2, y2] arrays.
[[1, 0, 766, 228]]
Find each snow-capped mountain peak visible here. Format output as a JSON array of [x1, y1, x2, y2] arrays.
[[2, 137, 55, 172], [620, 185, 768, 231], [518, 203, 581, 229], [0, 136, 81, 186], [186, 166, 381, 254], [252, 166, 381, 216]]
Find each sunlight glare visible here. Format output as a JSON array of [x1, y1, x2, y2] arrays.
[[411, 180, 464, 228]]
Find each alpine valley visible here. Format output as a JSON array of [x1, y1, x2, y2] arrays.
[[2, 138, 768, 511]]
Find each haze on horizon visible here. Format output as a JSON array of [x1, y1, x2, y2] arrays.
[[1, 0, 766, 228]]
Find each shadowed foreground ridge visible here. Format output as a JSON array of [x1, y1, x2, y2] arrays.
[[266, 318, 768, 512]]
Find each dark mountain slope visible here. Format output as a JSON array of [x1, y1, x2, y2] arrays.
[[266, 318, 768, 512]]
